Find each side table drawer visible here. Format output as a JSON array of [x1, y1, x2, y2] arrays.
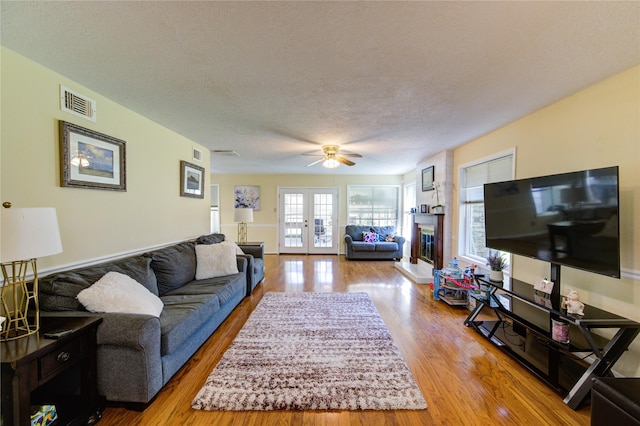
[[39, 338, 85, 382]]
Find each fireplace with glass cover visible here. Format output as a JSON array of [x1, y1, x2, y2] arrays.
[[411, 213, 444, 271]]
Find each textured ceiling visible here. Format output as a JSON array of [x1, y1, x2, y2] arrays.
[[1, 1, 639, 175]]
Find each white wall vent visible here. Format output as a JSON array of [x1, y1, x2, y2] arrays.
[[193, 147, 203, 162], [60, 85, 96, 122]]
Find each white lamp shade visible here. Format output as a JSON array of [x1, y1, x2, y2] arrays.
[[1, 208, 63, 262], [233, 208, 253, 223]]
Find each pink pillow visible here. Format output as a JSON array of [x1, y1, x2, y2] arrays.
[[362, 231, 379, 243]]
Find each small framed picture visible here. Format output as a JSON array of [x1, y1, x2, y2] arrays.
[[59, 121, 126, 191], [534, 278, 554, 295], [422, 166, 434, 191], [420, 204, 428, 213], [180, 160, 205, 198]]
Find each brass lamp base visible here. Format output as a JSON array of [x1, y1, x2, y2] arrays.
[[1, 259, 40, 341], [237, 222, 248, 244]]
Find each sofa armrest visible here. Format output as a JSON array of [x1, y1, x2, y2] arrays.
[[344, 234, 354, 244], [239, 244, 264, 259], [236, 256, 248, 272], [395, 235, 406, 247], [40, 310, 161, 351], [41, 310, 164, 403]]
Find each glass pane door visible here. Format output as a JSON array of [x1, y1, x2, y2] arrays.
[[279, 188, 338, 254]]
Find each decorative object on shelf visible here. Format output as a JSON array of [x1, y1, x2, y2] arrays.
[[534, 278, 554, 294], [234, 185, 261, 210], [422, 166, 434, 191], [234, 207, 253, 244], [431, 181, 444, 213], [0, 205, 63, 341], [562, 289, 585, 316], [420, 204, 428, 213], [486, 250, 507, 282], [180, 160, 205, 198], [551, 319, 570, 343], [59, 120, 126, 191]]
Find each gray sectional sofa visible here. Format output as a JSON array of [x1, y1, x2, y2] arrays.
[[38, 233, 263, 408], [344, 225, 405, 260]]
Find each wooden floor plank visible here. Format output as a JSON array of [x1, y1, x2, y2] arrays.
[[99, 255, 591, 425]]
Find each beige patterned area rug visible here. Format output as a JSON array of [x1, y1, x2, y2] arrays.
[[192, 292, 427, 411]]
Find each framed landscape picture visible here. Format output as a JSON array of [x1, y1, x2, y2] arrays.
[[60, 121, 126, 191], [422, 166, 434, 191], [180, 160, 205, 198]]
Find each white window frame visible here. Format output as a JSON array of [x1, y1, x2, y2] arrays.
[[457, 148, 516, 270], [347, 185, 401, 230]]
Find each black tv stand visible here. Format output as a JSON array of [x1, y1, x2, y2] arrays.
[[465, 276, 640, 410]]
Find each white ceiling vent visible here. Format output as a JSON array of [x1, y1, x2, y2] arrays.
[[60, 85, 96, 122], [212, 149, 240, 157]]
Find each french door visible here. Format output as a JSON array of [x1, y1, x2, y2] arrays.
[[278, 188, 339, 254]]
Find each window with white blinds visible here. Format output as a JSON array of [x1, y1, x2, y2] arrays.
[[459, 151, 514, 264], [347, 185, 400, 228]]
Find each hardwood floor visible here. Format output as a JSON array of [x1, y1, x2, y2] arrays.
[[99, 255, 591, 425]]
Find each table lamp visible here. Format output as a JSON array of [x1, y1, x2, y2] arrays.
[[234, 208, 253, 244], [1, 204, 63, 341]]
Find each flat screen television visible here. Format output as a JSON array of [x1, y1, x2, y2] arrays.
[[484, 166, 620, 278]]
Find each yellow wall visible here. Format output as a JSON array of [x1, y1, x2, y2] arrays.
[[1, 48, 211, 272], [452, 65, 640, 376], [211, 174, 403, 253]]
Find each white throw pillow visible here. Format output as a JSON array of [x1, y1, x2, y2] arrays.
[[195, 243, 239, 279], [77, 271, 164, 317], [221, 240, 245, 255]]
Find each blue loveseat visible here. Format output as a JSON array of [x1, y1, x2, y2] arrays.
[[344, 225, 405, 260]]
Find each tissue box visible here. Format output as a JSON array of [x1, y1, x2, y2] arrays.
[[30, 405, 57, 426]]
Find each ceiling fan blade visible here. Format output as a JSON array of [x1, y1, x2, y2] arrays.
[[301, 153, 325, 157], [306, 158, 325, 167], [337, 156, 355, 166], [340, 153, 362, 158]]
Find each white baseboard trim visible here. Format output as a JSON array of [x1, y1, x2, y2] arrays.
[[622, 267, 640, 281]]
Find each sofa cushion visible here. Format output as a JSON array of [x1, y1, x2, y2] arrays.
[[39, 255, 158, 311], [195, 233, 226, 245], [345, 225, 369, 241], [371, 226, 396, 240], [158, 273, 245, 354], [195, 243, 239, 279], [375, 241, 399, 252], [77, 271, 164, 317], [351, 241, 376, 252], [150, 242, 196, 295]]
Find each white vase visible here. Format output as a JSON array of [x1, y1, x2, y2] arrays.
[[489, 270, 503, 282]]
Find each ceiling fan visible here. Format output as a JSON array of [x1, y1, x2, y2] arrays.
[[304, 145, 363, 168]]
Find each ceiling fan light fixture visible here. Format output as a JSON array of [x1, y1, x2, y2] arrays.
[[323, 158, 340, 169]]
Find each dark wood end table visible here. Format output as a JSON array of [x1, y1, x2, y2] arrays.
[[1, 316, 104, 426]]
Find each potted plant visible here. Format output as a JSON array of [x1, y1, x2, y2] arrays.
[[431, 182, 444, 214], [486, 250, 507, 282]]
